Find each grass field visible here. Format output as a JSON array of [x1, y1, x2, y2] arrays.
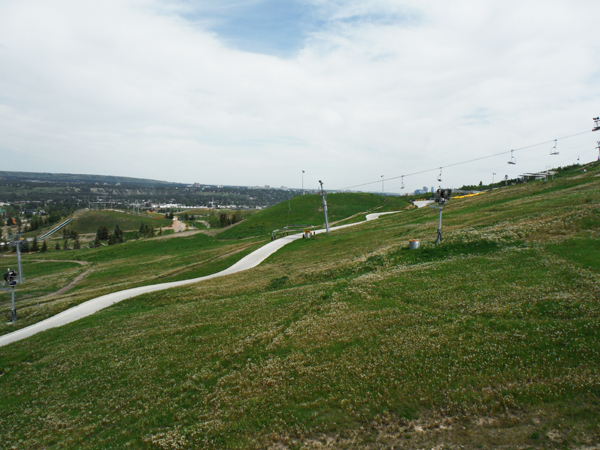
[[0, 232, 264, 337], [66, 210, 173, 234], [1, 163, 599, 448], [218, 193, 410, 239]]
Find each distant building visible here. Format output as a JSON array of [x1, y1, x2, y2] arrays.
[[194, 182, 200, 187]]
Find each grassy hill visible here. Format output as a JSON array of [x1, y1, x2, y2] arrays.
[[0, 232, 265, 336], [218, 193, 411, 239], [1, 162, 600, 448], [65, 210, 173, 234]]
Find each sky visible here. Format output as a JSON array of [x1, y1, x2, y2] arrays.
[[0, 0, 599, 193]]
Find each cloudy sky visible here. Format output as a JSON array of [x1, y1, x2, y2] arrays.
[[1, 0, 599, 192]]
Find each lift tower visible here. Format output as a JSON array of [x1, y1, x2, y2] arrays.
[[318, 180, 330, 234], [429, 188, 452, 244], [2, 269, 18, 323]]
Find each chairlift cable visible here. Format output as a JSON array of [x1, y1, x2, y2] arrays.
[[340, 129, 592, 191]]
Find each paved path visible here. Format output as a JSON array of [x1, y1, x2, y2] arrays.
[[0, 211, 401, 347], [413, 200, 434, 208]]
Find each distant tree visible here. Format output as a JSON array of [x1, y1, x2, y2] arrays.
[[91, 236, 101, 248], [158, 227, 162, 236], [96, 225, 109, 241], [63, 240, 69, 250], [31, 237, 39, 252], [16, 216, 22, 233], [114, 225, 124, 243], [73, 237, 81, 250], [47, 210, 61, 224], [479, 181, 483, 187], [231, 211, 243, 225], [55, 241, 61, 251], [139, 223, 154, 238], [41, 240, 48, 253], [218, 211, 228, 227], [20, 239, 30, 253], [107, 233, 116, 245]]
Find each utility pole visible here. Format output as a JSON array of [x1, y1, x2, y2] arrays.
[[8, 235, 23, 283], [319, 180, 330, 234], [492, 173, 496, 191], [436, 207, 443, 244], [302, 170, 305, 195], [381, 175, 384, 194]]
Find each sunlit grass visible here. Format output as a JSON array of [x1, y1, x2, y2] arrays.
[[0, 163, 599, 448]]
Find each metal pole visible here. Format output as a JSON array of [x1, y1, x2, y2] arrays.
[[381, 175, 384, 194], [492, 173, 496, 191], [319, 181, 330, 234], [302, 170, 305, 195], [10, 287, 16, 323], [16, 242, 23, 283], [436, 206, 443, 244]]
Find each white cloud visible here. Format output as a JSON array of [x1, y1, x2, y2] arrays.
[[0, 0, 598, 192]]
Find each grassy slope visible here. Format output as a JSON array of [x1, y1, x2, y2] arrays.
[[0, 233, 264, 336], [1, 165, 600, 448], [218, 193, 410, 239], [67, 210, 173, 234]]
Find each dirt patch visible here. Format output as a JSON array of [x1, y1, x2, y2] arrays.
[[47, 266, 94, 297], [26, 259, 90, 266], [269, 408, 600, 449], [151, 230, 204, 241]]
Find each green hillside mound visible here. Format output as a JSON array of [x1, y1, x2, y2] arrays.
[[67, 210, 173, 234], [218, 193, 410, 239], [2, 162, 600, 449]]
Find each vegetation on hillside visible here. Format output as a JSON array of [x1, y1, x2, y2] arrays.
[[218, 193, 411, 239], [67, 210, 173, 234], [0, 233, 265, 335], [0, 162, 599, 448]]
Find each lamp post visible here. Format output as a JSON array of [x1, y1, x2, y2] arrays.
[[492, 173, 496, 191], [302, 170, 305, 195]]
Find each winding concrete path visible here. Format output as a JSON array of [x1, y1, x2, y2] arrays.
[[0, 211, 400, 347]]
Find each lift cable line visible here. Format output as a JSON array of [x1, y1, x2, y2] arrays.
[[340, 128, 593, 191]]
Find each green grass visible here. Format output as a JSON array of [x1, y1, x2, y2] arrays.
[[218, 193, 410, 239], [546, 238, 600, 273], [0, 232, 265, 337], [67, 210, 172, 234], [1, 164, 600, 448]]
